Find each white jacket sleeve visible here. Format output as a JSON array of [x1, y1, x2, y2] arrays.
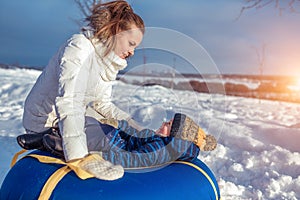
[[92, 86, 144, 131], [92, 84, 131, 121], [55, 35, 92, 161]]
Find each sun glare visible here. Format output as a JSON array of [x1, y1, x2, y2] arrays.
[[292, 77, 300, 91], [288, 77, 300, 92], [297, 78, 300, 89]]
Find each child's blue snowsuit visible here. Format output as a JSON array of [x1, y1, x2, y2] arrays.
[[97, 120, 200, 168]]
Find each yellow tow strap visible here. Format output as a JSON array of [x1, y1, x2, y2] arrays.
[[28, 154, 95, 200], [38, 166, 71, 200], [11, 150, 219, 200], [11, 150, 94, 200], [10, 149, 27, 168], [174, 161, 219, 200]]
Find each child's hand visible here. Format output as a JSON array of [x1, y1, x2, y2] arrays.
[[98, 118, 118, 129], [155, 131, 169, 137]]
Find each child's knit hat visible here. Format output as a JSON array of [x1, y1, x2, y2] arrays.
[[170, 113, 217, 151]]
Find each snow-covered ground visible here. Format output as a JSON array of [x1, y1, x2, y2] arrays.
[[0, 68, 299, 200]]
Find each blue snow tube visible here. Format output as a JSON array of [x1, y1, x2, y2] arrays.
[[0, 150, 220, 200]]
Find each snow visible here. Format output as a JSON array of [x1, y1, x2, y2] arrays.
[[1, 68, 300, 200]]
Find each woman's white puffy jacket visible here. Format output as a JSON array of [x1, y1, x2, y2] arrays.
[[23, 31, 131, 161]]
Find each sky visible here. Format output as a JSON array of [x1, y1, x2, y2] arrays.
[[0, 0, 300, 75]]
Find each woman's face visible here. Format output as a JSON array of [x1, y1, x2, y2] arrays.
[[114, 25, 143, 59]]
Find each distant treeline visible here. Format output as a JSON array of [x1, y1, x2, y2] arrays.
[[119, 75, 300, 104], [118, 71, 297, 84], [1, 63, 299, 104]]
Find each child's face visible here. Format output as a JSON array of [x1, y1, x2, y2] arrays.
[[156, 119, 173, 137], [114, 24, 143, 59]]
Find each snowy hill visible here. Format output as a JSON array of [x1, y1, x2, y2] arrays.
[[0, 68, 300, 200]]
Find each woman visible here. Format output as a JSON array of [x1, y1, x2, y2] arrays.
[[18, 1, 144, 180]]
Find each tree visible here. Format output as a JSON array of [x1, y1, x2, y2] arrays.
[[237, 0, 300, 18], [252, 43, 267, 103], [253, 43, 267, 77]]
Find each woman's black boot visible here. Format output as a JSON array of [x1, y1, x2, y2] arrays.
[[16, 129, 53, 150], [42, 134, 64, 158]]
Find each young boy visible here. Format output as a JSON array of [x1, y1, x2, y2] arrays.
[[17, 113, 217, 179]]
